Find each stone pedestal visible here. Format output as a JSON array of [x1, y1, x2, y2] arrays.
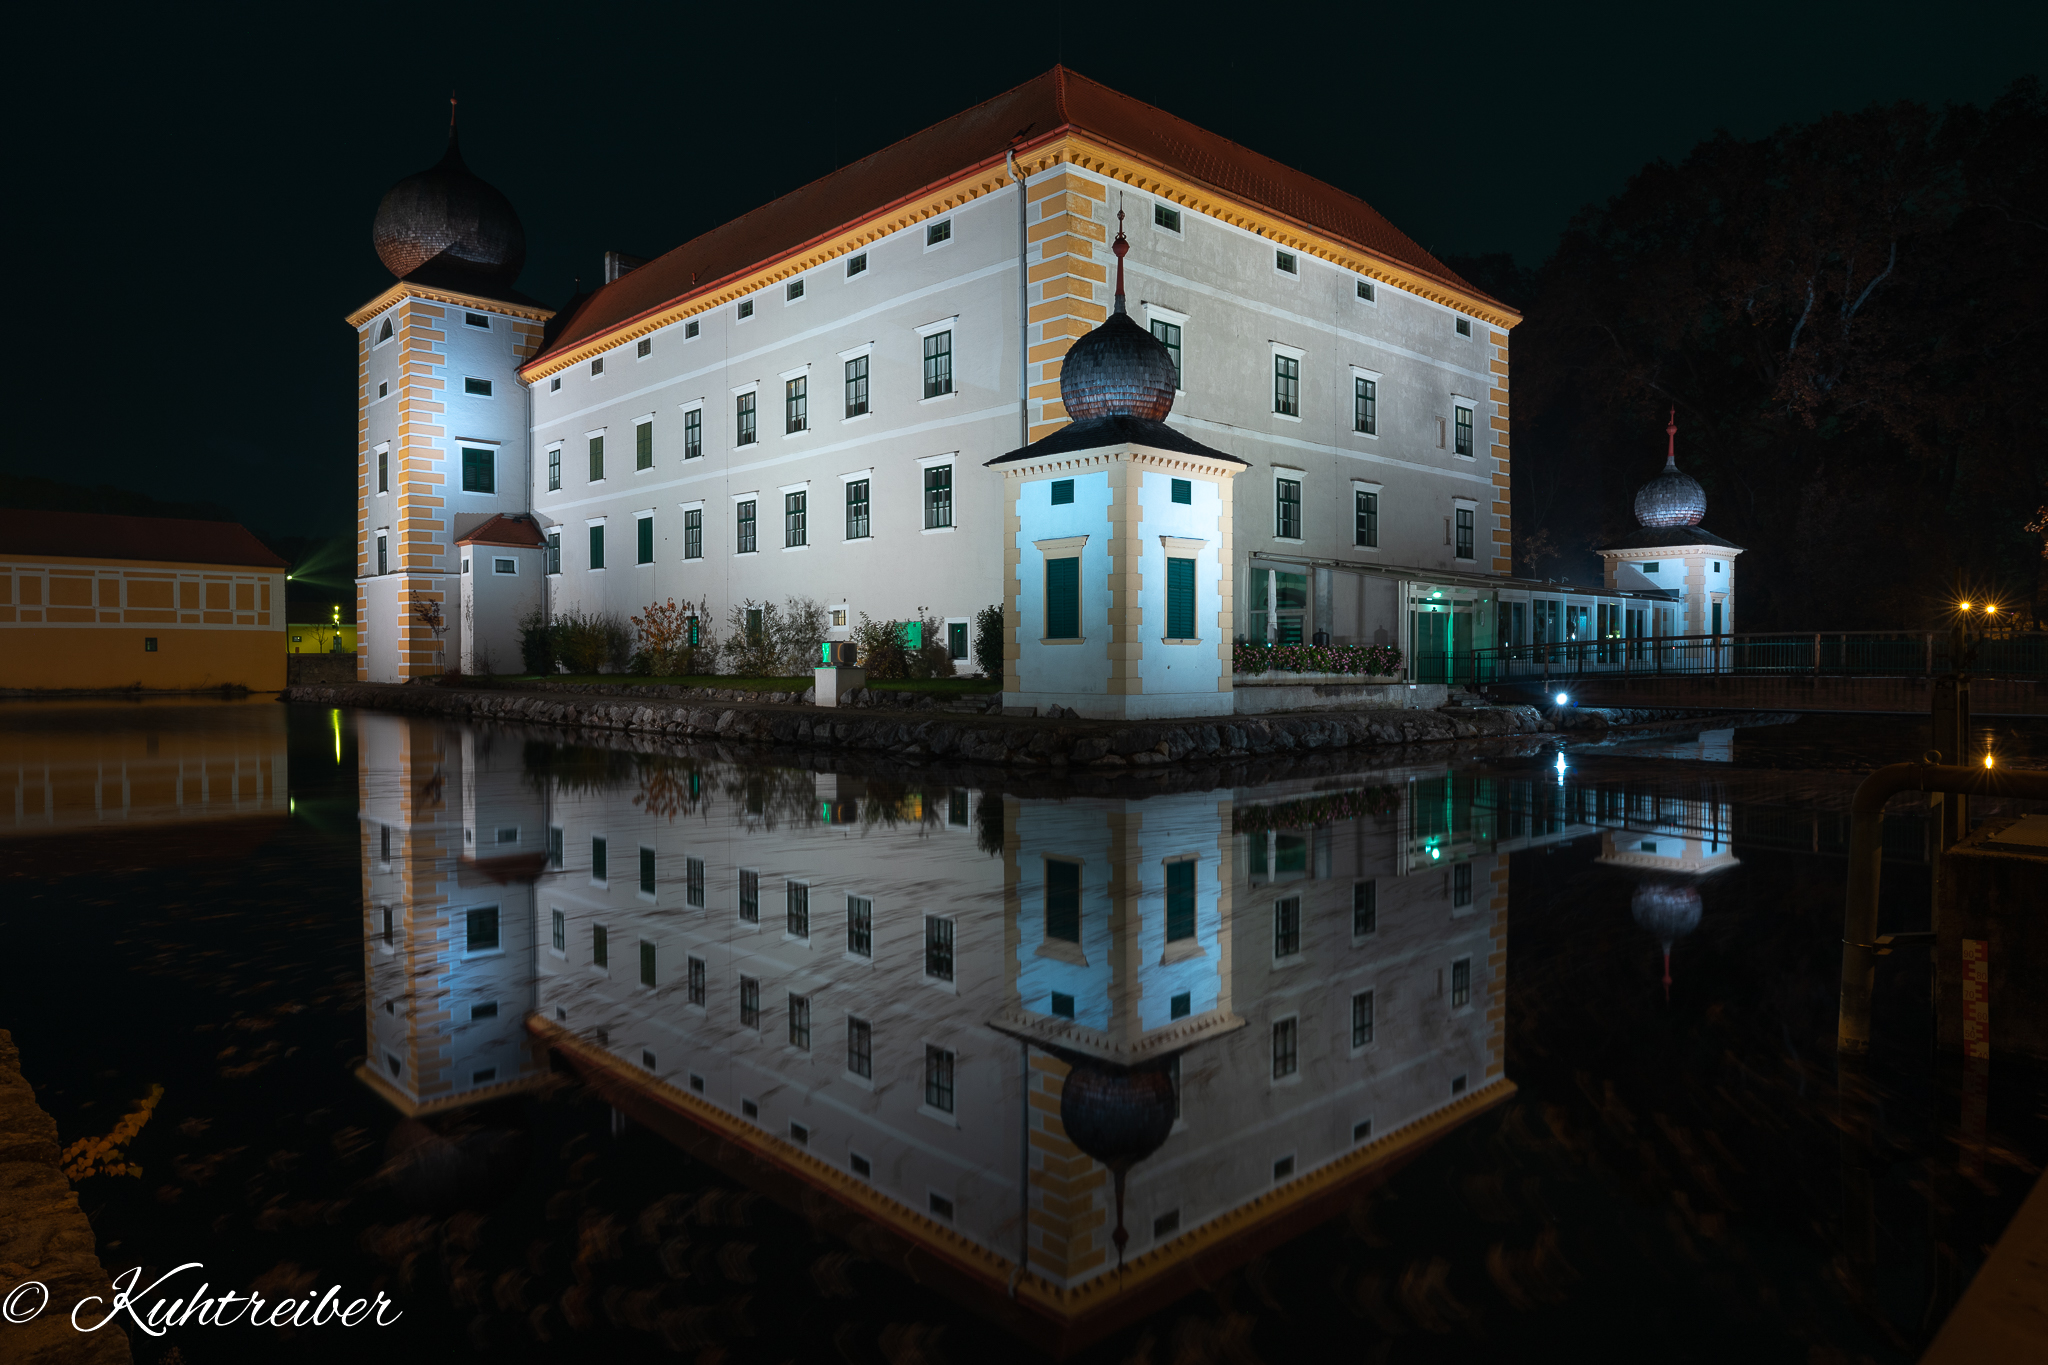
[[813, 666, 866, 708]]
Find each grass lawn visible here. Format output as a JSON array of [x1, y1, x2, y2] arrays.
[[866, 677, 1001, 694], [492, 674, 813, 692]]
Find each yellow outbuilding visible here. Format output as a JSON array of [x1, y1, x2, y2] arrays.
[[1, 510, 288, 691]]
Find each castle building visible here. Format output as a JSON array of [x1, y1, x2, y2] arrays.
[[347, 69, 1525, 686]]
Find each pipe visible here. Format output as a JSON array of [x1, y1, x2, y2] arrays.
[[1838, 759, 2048, 1057], [1008, 148, 1030, 450], [1008, 1037, 1030, 1296]]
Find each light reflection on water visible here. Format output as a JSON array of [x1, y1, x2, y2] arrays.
[[1, 701, 2044, 1364]]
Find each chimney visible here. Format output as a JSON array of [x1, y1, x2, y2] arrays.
[[604, 250, 649, 284]]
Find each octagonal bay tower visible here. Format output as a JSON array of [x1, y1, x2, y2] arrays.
[[987, 219, 1247, 720], [1597, 410, 1745, 638]]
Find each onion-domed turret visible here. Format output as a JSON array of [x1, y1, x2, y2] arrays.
[[372, 111, 526, 283], [1058, 211, 1178, 422], [1059, 1058, 1178, 1262], [1633, 408, 1707, 528], [1631, 881, 1702, 1001]]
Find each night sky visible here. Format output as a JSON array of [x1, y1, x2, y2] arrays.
[[9, 1, 2039, 544]]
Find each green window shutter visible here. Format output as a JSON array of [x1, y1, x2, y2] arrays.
[[637, 517, 653, 564], [639, 847, 656, 894], [589, 435, 604, 482], [636, 421, 653, 469], [1165, 861, 1196, 941], [1045, 557, 1080, 639], [589, 525, 604, 570], [1166, 557, 1196, 639], [591, 836, 607, 880], [1045, 860, 1081, 942], [640, 940, 656, 987]]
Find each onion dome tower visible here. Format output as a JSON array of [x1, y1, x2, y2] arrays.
[[1058, 1059, 1178, 1264], [372, 103, 526, 285], [1631, 881, 1702, 1001], [1633, 408, 1707, 529], [1057, 210, 1179, 422]]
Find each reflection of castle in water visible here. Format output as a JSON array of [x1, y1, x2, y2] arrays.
[[365, 716, 1717, 1344]]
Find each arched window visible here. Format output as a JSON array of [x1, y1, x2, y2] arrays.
[[377, 317, 393, 343]]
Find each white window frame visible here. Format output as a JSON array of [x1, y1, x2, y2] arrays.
[[1271, 465, 1306, 544], [1150, 200, 1183, 236], [779, 364, 812, 440], [456, 439, 500, 497], [1452, 398, 1477, 459], [585, 516, 608, 574], [944, 615, 970, 662], [1352, 479, 1383, 553], [780, 480, 811, 553], [732, 381, 761, 448], [735, 297, 756, 323], [635, 335, 654, 361], [923, 218, 954, 251], [372, 315, 396, 349], [1354, 277, 1378, 306], [917, 453, 957, 536], [632, 412, 657, 474], [838, 342, 875, 425], [1273, 247, 1299, 277], [634, 509, 656, 567], [1144, 303, 1188, 395], [1270, 342, 1305, 424], [844, 251, 869, 280], [544, 444, 563, 493], [584, 427, 608, 485], [492, 557, 518, 576], [784, 276, 807, 306], [683, 318, 702, 341], [462, 311, 492, 330], [373, 442, 391, 498], [1349, 366, 1382, 440], [678, 399, 706, 460]]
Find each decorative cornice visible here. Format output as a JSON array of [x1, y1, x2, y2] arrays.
[[346, 281, 555, 330]]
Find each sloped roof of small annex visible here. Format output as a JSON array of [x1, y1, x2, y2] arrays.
[[455, 513, 548, 548], [525, 67, 1509, 373], [0, 509, 287, 569]]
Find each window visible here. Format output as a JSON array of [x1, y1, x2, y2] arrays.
[[546, 532, 561, 575], [588, 434, 605, 482], [786, 377, 807, 434], [378, 448, 389, 494], [922, 331, 953, 398], [846, 252, 867, 278], [925, 1046, 955, 1112], [784, 491, 807, 547], [378, 318, 393, 343], [1153, 203, 1180, 232], [142, 636, 157, 651], [1451, 957, 1471, 1008], [1354, 376, 1377, 435], [550, 376, 561, 391], [786, 881, 809, 938], [948, 621, 967, 661], [736, 392, 757, 445], [733, 499, 757, 554], [591, 357, 604, 376], [1352, 990, 1375, 1047], [1356, 279, 1376, 303], [639, 846, 657, 894], [685, 319, 700, 339], [1273, 897, 1301, 958], [739, 868, 759, 922], [591, 836, 608, 881], [1272, 1018, 1298, 1078], [687, 955, 706, 1006], [925, 917, 955, 981], [636, 420, 653, 470], [926, 219, 952, 246], [847, 896, 873, 958], [1454, 406, 1474, 457], [463, 312, 488, 329], [376, 531, 387, 575], [588, 523, 605, 570], [683, 508, 702, 560], [1150, 320, 1182, 387], [1165, 861, 1196, 942], [1045, 859, 1081, 942], [1044, 556, 1080, 640], [592, 924, 609, 968], [1275, 477, 1301, 539], [461, 447, 494, 494], [847, 1017, 872, 1077], [737, 299, 754, 320], [1171, 478, 1191, 504], [639, 939, 656, 987], [786, 278, 805, 302], [1050, 479, 1074, 505], [1353, 880, 1377, 936], [1455, 508, 1474, 560], [378, 381, 388, 399], [547, 447, 561, 491], [683, 408, 702, 460], [1170, 992, 1191, 1019], [923, 465, 952, 528], [550, 908, 565, 951], [637, 516, 654, 565], [637, 337, 652, 358], [1274, 355, 1299, 416], [844, 356, 869, 418], [381, 826, 393, 863], [844, 480, 870, 539], [740, 976, 760, 1027], [1456, 316, 1473, 337], [746, 607, 764, 645], [1350, 489, 1381, 549], [1453, 862, 1473, 907], [1051, 992, 1075, 1018], [1165, 557, 1196, 639], [474, 1068, 498, 1084], [788, 993, 811, 1049], [464, 376, 492, 396], [1275, 249, 1297, 274]]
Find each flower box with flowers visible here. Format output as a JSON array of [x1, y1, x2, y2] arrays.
[[1233, 641, 1403, 681]]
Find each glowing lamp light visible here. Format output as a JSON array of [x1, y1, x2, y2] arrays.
[[1554, 692, 1570, 706], [1429, 847, 1442, 861], [1985, 753, 1996, 769], [1960, 602, 1972, 612]]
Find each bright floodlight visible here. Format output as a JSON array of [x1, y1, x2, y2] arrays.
[[1554, 692, 1569, 706]]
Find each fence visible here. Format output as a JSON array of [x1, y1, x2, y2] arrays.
[[1409, 631, 2048, 686]]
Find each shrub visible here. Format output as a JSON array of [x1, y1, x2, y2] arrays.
[[771, 596, 828, 674], [972, 604, 1005, 679], [904, 607, 955, 680], [517, 607, 557, 675], [1233, 641, 1403, 677], [852, 613, 910, 680], [556, 610, 633, 674], [631, 596, 715, 676]]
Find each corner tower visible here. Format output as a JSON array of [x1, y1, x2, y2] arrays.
[[348, 108, 552, 682], [1597, 411, 1744, 637]]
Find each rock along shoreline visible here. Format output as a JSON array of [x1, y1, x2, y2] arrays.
[[282, 682, 1642, 767]]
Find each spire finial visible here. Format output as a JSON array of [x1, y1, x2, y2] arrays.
[[1662, 946, 1673, 1002], [1664, 406, 1677, 470], [449, 92, 458, 134], [1112, 199, 1129, 315]]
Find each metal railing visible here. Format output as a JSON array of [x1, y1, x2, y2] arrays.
[[1408, 631, 2048, 685]]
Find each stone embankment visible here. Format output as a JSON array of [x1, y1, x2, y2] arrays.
[[0, 1030, 130, 1364], [287, 682, 1553, 766], [473, 678, 1002, 714]]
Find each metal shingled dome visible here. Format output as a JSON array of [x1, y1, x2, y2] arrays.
[[1059, 217, 1178, 422], [372, 129, 526, 282], [1634, 409, 1707, 528]]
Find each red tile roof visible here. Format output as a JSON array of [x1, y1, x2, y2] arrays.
[[456, 514, 548, 548], [0, 509, 287, 569], [532, 67, 1498, 365]]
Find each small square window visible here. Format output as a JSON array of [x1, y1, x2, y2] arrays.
[[377, 381, 388, 399], [788, 1121, 808, 1145], [642, 1050, 657, 1070], [929, 1192, 954, 1220], [684, 319, 700, 339], [1273, 1155, 1295, 1179], [1452, 1074, 1468, 1095], [741, 1097, 758, 1118], [464, 376, 492, 396], [143, 637, 157, 652], [1275, 249, 1297, 275], [466, 907, 500, 953], [1050, 479, 1074, 505], [1154, 203, 1181, 232], [635, 337, 651, 359], [1451, 956, 1472, 1008], [690, 1073, 704, 1092], [1153, 1209, 1180, 1237], [1353, 880, 1377, 936], [1170, 992, 1191, 1020], [464, 312, 489, 328], [924, 917, 955, 982], [591, 357, 604, 376], [549, 376, 561, 392], [470, 1001, 499, 1020], [1170, 478, 1191, 504], [1456, 317, 1473, 337], [473, 1068, 497, 1084], [846, 252, 868, 278], [1050, 992, 1075, 1019], [786, 278, 804, 302], [851, 1152, 871, 1177], [737, 299, 754, 320], [1353, 1119, 1373, 1142], [1356, 279, 1375, 302], [926, 219, 952, 246]]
